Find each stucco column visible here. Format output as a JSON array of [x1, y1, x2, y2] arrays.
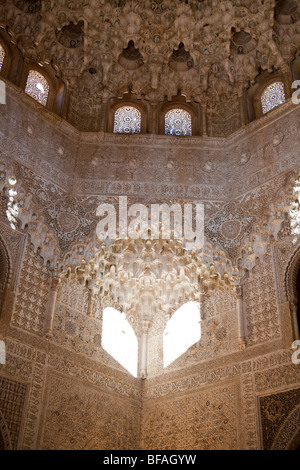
[[87, 288, 96, 317], [240, 93, 246, 126], [139, 319, 152, 379], [100, 97, 108, 133], [235, 283, 247, 349], [150, 101, 158, 134], [199, 283, 206, 321], [201, 104, 207, 136], [43, 270, 60, 339], [290, 300, 300, 341]]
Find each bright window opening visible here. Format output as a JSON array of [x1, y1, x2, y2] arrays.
[[102, 307, 138, 377], [163, 301, 201, 368], [113, 106, 141, 133], [261, 82, 285, 114], [6, 175, 18, 230], [0, 44, 5, 71], [290, 173, 300, 243], [165, 108, 192, 136], [25, 70, 50, 106]]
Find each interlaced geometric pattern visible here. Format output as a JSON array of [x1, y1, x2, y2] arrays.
[[0, 44, 5, 71], [165, 108, 192, 136], [25, 70, 50, 106], [261, 82, 285, 114], [113, 106, 141, 134]]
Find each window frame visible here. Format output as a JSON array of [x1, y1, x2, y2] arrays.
[[113, 105, 142, 134], [25, 69, 51, 107], [107, 93, 149, 134], [245, 71, 290, 122], [260, 81, 286, 115], [158, 96, 201, 136], [164, 107, 193, 136]]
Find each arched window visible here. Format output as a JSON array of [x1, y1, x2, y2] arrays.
[[0, 44, 5, 72], [25, 70, 50, 106], [165, 108, 192, 136], [261, 82, 285, 114], [163, 301, 201, 367], [102, 307, 138, 377], [113, 106, 141, 134]]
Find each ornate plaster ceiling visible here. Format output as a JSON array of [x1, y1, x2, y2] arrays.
[[0, 0, 300, 134]]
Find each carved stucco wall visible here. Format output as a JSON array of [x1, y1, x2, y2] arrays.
[[0, 76, 299, 450]]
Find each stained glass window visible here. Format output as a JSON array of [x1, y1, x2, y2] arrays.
[[113, 106, 141, 133], [261, 82, 285, 114], [163, 301, 201, 367], [0, 44, 5, 71], [25, 70, 50, 106], [165, 108, 192, 136]]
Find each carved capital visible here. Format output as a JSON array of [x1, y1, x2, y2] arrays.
[[235, 284, 243, 299]]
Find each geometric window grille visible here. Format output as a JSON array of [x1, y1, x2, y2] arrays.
[[290, 173, 300, 243], [25, 70, 50, 106], [163, 301, 201, 368], [113, 106, 141, 134], [0, 44, 5, 72], [261, 82, 285, 115], [101, 307, 138, 377], [165, 108, 192, 136]]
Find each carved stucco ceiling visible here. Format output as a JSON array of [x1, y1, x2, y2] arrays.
[[1, 0, 300, 134]]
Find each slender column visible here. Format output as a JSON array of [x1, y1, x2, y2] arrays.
[[280, 63, 293, 98], [201, 104, 207, 136], [150, 101, 158, 134], [239, 93, 246, 126], [139, 319, 151, 379], [43, 270, 60, 339], [199, 283, 206, 321], [100, 96, 108, 133], [235, 283, 246, 349], [290, 301, 300, 341], [87, 288, 96, 317]]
